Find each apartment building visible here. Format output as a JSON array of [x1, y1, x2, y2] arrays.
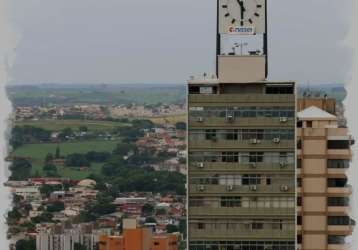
[[98, 219, 178, 250], [297, 100, 355, 250]]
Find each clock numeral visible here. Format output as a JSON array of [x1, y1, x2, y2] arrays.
[[222, 5, 228, 8], [254, 13, 260, 17], [240, 20, 244, 26], [257, 4, 262, 8], [231, 18, 236, 24], [225, 13, 230, 17], [248, 18, 253, 24]]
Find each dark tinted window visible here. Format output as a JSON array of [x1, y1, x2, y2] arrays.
[[328, 140, 350, 149]]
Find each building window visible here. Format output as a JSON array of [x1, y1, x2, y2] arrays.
[[297, 235, 302, 244], [297, 159, 302, 168], [327, 197, 349, 207], [328, 178, 348, 188], [328, 235, 346, 245], [297, 216, 302, 225], [252, 220, 264, 230], [297, 178, 302, 187], [306, 121, 313, 128], [327, 140, 350, 149], [197, 222, 205, 230], [265, 86, 294, 94], [242, 175, 261, 185], [328, 159, 350, 169], [221, 197, 241, 207], [297, 197, 302, 206], [297, 140, 302, 149], [327, 216, 351, 226], [205, 129, 217, 140]]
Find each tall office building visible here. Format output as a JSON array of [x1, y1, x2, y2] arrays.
[[297, 99, 355, 250], [187, 1, 296, 249]]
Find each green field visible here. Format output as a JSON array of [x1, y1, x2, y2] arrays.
[[12, 140, 119, 180], [15, 119, 129, 132]]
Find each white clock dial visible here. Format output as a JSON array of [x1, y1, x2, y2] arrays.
[[219, 0, 266, 34], [222, 0, 264, 26]]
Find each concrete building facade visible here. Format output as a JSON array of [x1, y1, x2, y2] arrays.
[[297, 101, 355, 250], [187, 0, 296, 249]]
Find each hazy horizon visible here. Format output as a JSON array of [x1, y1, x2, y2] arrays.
[[8, 0, 353, 85]]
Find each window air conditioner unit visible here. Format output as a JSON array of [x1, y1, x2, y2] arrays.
[[280, 185, 289, 192], [280, 162, 287, 168], [197, 162, 204, 168], [250, 185, 257, 191], [250, 139, 260, 144], [227, 185, 234, 191], [273, 138, 281, 144], [249, 162, 257, 168], [226, 114, 235, 123], [197, 117, 204, 123], [198, 185, 205, 191], [280, 117, 288, 123]]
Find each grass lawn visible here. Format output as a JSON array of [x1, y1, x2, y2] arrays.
[[15, 119, 129, 132], [12, 140, 118, 180]]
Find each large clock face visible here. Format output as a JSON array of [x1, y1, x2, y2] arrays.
[[219, 0, 266, 34]]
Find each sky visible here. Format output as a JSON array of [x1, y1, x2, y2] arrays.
[[8, 0, 354, 85]]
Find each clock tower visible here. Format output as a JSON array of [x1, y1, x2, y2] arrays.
[[217, 0, 268, 83]]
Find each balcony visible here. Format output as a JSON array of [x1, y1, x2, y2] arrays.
[[189, 139, 295, 150], [327, 206, 351, 213], [189, 207, 295, 217], [188, 94, 295, 104], [189, 183, 295, 195], [328, 244, 350, 250], [327, 225, 354, 235], [327, 149, 352, 158], [328, 168, 349, 175], [327, 186, 352, 195], [189, 162, 295, 173], [189, 116, 295, 128], [189, 228, 295, 240]]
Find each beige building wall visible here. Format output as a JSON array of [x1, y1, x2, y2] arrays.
[[298, 99, 353, 250]]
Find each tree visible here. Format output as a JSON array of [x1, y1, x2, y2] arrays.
[[9, 158, 32, 181], [141, 203, 154, 216], [45, 153, 54, 163], [112, 143, 135, 156], [55, 145, 61, 158], [15, 239, 36, 250], [43, 163, 58, 177], [65, 153, 90, 167], [85, 151, 111, 162], [31, 212, 53, 224], [74, 243, 87, 250], [156, 208, 167, 216], [7, 208, 22, 224], [79, 126, 88, 132], [59, 127, 74, 140], [47, 201, 65, 213], [166, 224, 179, 233], [179, 219, 187, 238], [40, 184, 62, 198], [145, 217, 157, 224]]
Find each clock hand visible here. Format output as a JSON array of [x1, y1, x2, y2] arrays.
[[238, 1, 245, 23]]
